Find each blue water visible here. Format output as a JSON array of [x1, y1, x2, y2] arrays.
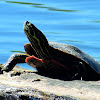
[[0, 0, 100, 70]]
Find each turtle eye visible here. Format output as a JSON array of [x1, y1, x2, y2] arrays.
[[24, 21, 32, 29], [27, 22, 31, 27]]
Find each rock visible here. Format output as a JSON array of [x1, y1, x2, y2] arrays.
[[0, 67, 100, 100]]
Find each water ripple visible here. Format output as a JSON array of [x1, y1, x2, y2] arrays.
[[6, 1, 44, 6], [6, 1, 79, 12], [60, 40, 84, 43], [34, 6, 79, 12]]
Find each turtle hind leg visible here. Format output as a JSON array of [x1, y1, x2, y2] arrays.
[[3, 53, 29, 72], [74, 61, 100, 81], [70, 61, 87, 80]]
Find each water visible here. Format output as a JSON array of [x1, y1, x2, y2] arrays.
[[0, 0, 100, 70]]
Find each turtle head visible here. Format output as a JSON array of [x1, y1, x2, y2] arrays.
[[23, 21, 51, 59]]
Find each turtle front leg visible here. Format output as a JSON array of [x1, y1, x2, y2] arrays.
[[3, 53, 29, 72], [24, 43, 37, 57]]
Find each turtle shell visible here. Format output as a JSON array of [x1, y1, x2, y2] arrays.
[[49, 41, 100, 74]]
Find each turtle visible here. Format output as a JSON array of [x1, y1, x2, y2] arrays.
[[3, 21, 100, 80]]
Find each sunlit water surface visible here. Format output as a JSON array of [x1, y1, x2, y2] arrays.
[[0, 0, 100, 70]]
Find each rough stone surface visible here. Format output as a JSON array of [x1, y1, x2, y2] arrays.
[[0, 67, 100, 100]]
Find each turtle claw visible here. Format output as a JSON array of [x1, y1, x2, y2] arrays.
[[0, 67, 3, 74]]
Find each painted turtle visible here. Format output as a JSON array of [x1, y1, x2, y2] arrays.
[[3, 21, 100, 80]]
